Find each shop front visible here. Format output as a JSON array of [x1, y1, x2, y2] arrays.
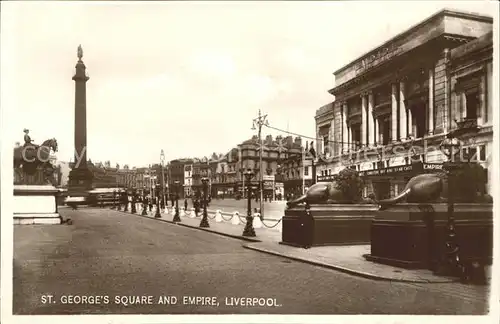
[[359, 162, 444, 200]]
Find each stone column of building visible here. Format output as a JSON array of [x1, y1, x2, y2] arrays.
[[399, 80, 407, 140], [361, 94, 367, 146], [368, 91, 375, 146], [330, 118, 335, 156], [407, 91, 413, 138], [444, 48, 451, 134], [487, 62, 493, 124], [479, 73, 486, 125], [428, 68, 435, 135], [391, 83, 398, 142], [374, 116, 380, 145], [348, 125, 352, 151], [342, 102, 348, 153]]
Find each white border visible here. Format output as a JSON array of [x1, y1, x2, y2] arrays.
[[1, 1, 499, 324]]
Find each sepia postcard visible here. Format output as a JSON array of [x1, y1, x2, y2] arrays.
[[1, 1, 499, 323]]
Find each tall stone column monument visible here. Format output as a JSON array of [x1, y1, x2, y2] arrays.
[[68, 45, 94, 196]]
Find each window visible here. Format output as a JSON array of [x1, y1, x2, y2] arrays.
[[328, 169, 332, 175], [465, 91, 479, 120], [479, 145, 486, 161], [460, 146, 486, 163], [323, 136, 329, 155], [411, 102, 427, 139], [304, 166, 309, 176], [352, 125, 361, 149]]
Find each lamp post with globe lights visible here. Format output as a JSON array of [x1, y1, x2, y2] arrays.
[[242, 168, 256, 237], [199, 175, 210, 228], [173, 180, 181, 222], [437, 134, 464, 276]]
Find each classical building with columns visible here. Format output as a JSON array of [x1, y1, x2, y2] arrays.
[[315, 9, 493, 198]]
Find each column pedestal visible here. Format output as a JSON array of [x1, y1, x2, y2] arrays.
[[14, 185, 62, 225]]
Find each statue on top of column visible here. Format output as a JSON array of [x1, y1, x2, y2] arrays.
[[77, 45, 83, 60]]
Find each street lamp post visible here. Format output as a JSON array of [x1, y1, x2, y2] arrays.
[[173, 180, 181, 222], [252, 110, 269, 217], [131, 189, 137, 214], [160, 150, 166, 210], [111, 190, 116, 209], [123, 190, 129, 212], [116, 190, 122, 211], [200, 176, 210, 228], [242, 169, 256, 237], [437, 134, 464, 276]]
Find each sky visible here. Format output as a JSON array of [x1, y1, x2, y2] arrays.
[[1, 1, 496, 168]]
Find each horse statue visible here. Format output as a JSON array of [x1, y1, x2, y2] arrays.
[[14, 138, 58, 183]]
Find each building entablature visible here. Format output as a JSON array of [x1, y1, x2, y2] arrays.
[[331, 9, 492, 94], [315, 102, 334, 124]]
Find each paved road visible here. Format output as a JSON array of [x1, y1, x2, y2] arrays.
[[13, 208, 489, 315], [202, 198, 286, 219]]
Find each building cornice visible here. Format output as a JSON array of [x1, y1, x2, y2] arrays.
[[332, 9, 492, 76]]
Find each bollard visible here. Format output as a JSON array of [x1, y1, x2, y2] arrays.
[[180, 207, 186, 217], [171, 207, 176, 215], [253, 213, 263, 229], [231, 211, 240, 225], [215, 210, 223, 223]]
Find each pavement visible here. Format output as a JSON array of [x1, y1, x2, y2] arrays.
[[13, 207, 490, 315], [126, 204, 492, 284]]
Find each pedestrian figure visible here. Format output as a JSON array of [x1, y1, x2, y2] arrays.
[[184, 199, 188, 211], [23, 128, 33, 147], [194, 199, 200, 216]]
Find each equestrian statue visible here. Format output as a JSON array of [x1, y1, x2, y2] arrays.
[[14, 128, 58, 185]]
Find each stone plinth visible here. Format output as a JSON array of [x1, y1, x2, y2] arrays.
[[68, 168, 93, 199], [364, 203, 493, 269], [14, 185, 62, 225], [281, 204, 378, 247]]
